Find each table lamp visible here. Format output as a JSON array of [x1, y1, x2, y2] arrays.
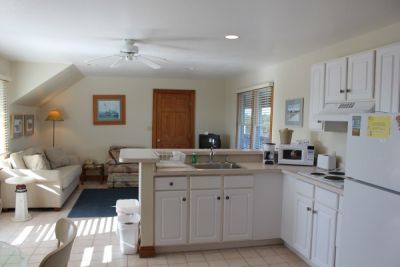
[[45, 110, 64, 147]]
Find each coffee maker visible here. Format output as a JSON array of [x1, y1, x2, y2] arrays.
[[263, 143, 276, 165]]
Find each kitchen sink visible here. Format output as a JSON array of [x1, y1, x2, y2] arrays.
[[193, 162, 242, 169]]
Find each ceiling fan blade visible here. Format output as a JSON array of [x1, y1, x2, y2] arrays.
[[140, 54, 168, 63], [85, 54, 120, 65], [110, 57, 124, 68], [137, 56, 161, 69]]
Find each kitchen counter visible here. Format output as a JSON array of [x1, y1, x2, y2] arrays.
[[155, 162, 344, 194]]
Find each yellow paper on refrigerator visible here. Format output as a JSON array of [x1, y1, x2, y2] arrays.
[[367, 116, 391, 138]]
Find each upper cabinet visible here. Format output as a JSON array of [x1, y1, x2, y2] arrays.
[[347, 50, 375, 101], [375, 43, 400, 113], [325, 57, 347, 103], [309, 63, 325, 130]]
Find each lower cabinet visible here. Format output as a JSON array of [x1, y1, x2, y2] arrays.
[[190, 189, 222, 243], [223, 188, 254, 241], [155, 190, 188, 245], [311, 202, 337, 267], [293, 193, 314, 258]]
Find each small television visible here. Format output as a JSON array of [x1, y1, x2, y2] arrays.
[[199, 133, 221, 149]]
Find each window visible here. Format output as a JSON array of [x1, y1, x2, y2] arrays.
[[0, 80, 9, 155], [236, 86, 273, 149]]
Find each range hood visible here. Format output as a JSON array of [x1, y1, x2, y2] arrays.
[[316, 101, 375, 122]]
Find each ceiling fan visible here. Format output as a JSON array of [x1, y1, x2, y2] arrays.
[[86, 39, 167, 69]]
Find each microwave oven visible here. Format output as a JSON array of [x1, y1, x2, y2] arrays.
[[278, 144, 315, 166]]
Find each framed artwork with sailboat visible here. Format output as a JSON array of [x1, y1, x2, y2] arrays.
[[93, 95, 126, 125]]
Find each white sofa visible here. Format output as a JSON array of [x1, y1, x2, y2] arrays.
[[0, 148, 81, 209]]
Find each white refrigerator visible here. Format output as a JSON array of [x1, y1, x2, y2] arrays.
[[338, 113, 400, 267]]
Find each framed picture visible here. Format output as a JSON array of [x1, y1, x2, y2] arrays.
[[285, 98, 304, 127], [11, 114, 24, 138], [24, 114, 34, 136], [93, 95, 126, 125]]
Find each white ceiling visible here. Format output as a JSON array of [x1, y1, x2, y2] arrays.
[[0, 0, 400, 79]]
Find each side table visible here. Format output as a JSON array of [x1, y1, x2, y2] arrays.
[[81, 163, 105, 184], [5, 176, 35, 222]]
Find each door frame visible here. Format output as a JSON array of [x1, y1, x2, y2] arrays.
[[152, 89, 196, 148]]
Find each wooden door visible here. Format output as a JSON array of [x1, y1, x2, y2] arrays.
[[223, 188, 253, 241], [347, 50, 375, 102], [293, 193, 314, 259], [153, 89, 195, 148], [190, 189, 222, 243], [325, 57, 347, 103], [311, 202, 337, 267], [155, 191, 188, 245]]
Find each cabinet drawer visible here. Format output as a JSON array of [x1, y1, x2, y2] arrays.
[[315, 186, 338, 209], [295, 179, 314, 198], [190, 176, 221, 189], [155, 177, 187, 191], [224, 175, 253, 188]]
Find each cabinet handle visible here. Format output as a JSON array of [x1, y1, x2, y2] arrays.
[[313, 210, 318, 214], [340, 89, 345, 93], [182, 197, 186, 202], [217, 196, 221, 200], [225, 196, 230, 200], [346, 89, 351, 93], [169, 182, 174, 186], [306, 207, 312, 211]]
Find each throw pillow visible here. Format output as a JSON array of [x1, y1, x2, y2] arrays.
[[44, 148, 70, 169], [23, 154, 50, 170], [10, 151, 27, 169], [23, 147, 44, 156]]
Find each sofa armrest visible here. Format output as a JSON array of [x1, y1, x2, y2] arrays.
[[0, 168, 63, 184]]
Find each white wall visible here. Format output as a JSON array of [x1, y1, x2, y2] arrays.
[[225, 21, 400, 166], [40, 76, 227, 162]]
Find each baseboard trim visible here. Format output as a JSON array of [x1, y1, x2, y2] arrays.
[[155, 238, 283, 254], [139, 246, 155, 258]]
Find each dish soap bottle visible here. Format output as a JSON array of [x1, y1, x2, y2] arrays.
[[191, 152, 198, 164]]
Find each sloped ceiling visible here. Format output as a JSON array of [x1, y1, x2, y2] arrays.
[[9, 62, 83, 106]]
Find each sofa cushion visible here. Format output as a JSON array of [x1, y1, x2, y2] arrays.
[[55, 165, 82, 189], [10, 151, 27, 169], [23, 154, 50, 170], [45, 148, 70, 169]]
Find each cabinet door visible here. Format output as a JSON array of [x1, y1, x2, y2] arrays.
[[375, 43, 400, 113], [335, 212, 343, 265], [155, 191, 187, 245], [190, 189, 222, 243], [325, 57, 347, 103], [347, 50, 375, 101], [309, 63, 325, 130], [293, 193, 314, 259], [311, 202, 337, 267], [281, 174, 296, 245], [223, 188, 253, 241]]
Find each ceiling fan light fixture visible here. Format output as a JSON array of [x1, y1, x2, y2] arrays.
[[225, 34, 239, 40]]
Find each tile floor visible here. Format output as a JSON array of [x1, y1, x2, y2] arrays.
[[0, 182, 310, 267]]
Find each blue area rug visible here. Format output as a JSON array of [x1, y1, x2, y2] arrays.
[[68, 187, 138, 218]]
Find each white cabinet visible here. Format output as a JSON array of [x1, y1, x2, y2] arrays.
[[155, 190, 188, 245], [281, 174, 296, 245], [190, 189, 222, 243], [347, 50, 375, 101], [309, 63, 325, 130], [375, 42, 400, 113], [223, 188, 253, 241], [311, 202, 337, 267], [325, 57, 347, 103], [293, 193, 314, 258]]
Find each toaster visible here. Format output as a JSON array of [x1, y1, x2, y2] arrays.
[[317, 154, 336, 170]]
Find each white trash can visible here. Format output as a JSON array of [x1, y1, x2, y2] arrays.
[[116, 199, 140, 216], [117, 213, 140, 254]]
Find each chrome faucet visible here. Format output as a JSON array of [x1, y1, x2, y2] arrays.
[[209, 146, 215, 163]]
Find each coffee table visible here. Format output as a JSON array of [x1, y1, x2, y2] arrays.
[[5, 176, 35, 222]]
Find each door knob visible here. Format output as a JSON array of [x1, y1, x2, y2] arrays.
[[157, 139, 161, 142]]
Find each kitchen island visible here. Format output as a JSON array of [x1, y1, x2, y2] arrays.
[[119, 148, 343, 261]]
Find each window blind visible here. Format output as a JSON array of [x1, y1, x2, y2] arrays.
[[237, 86, 273, 149], [0, 80, 9, 155]]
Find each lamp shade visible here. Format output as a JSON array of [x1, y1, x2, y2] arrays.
[[45, 110, 64, 121]]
